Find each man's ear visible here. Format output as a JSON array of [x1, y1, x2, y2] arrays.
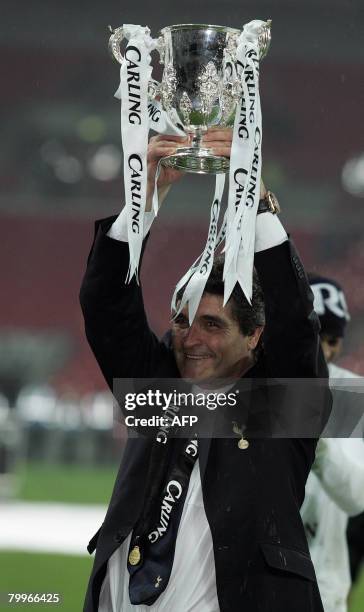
[[161, 329, 173, 349], [248, 326, 264, 351]]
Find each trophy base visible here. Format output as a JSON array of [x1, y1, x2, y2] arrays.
[[161, 147, 229, 175]]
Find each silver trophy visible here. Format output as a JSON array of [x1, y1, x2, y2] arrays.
[[109, 22, 271, 174]]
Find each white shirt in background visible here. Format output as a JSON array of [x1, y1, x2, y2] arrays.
[[301, 364, 364, 612]]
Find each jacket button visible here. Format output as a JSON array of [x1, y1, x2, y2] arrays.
[[238, 438, 249, 450], [114, 531, 123, 543]]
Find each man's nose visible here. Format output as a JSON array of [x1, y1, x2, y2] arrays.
[[183, 323, 202, 347]]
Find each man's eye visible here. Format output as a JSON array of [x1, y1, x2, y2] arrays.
[[206, 320, 218, 328], [174, 316, 189, 327]]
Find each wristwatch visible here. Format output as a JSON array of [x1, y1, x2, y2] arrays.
[[257, 190, 280, 215]]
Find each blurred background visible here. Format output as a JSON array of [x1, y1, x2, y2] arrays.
[[0, 0, 363, 609]]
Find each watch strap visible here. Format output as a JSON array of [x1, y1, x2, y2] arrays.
[[257, 190, 280, 215]]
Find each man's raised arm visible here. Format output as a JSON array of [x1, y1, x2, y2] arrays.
[[254, 212, 326, 379], [79, 134, 186, 390]]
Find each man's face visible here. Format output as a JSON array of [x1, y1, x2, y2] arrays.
[[171, 293, 263, 383], [320, 334, 343, 363]]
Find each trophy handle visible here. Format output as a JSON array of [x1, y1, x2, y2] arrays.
[[147, 79, 161, 100], [258, 19, 272, 60], [108, 25, 125, 64], [108, 26, 162, 100]]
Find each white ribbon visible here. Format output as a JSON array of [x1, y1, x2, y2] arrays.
[[115, 25, 184, 283], [171, 173, 226, 324], [222, 20, 264, 306], [115, 86, 184, 137], [147, 99, 185, 137], [118, 25, 156, 283]]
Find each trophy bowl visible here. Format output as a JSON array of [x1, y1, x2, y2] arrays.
[[109, 22, 271, 174]]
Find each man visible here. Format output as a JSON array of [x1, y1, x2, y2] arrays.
[[80, 130, 330, 611], [301, 275, 364, 612]]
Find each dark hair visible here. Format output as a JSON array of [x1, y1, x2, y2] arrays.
[[203, 255, 265, 336]]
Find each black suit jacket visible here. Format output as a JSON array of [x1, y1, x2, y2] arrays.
[[80, 216, 331, 612]]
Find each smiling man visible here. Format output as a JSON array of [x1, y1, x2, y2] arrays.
[[172, 270, 264, 383], [80, 130, 330, 612]]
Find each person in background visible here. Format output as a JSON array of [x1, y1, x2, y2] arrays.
[[301, 275, 364, 612]]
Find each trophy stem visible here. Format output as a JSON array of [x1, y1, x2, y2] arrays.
[[187, 127, 206, 150], [161, 126, 229, 175]]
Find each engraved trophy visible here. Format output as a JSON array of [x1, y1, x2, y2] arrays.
[[109, 22, 271, 174]]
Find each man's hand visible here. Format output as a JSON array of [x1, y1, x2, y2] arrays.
[[203, 128, 267, 199], [202, 127, 233, 158], [146, 134, 187, 210]]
